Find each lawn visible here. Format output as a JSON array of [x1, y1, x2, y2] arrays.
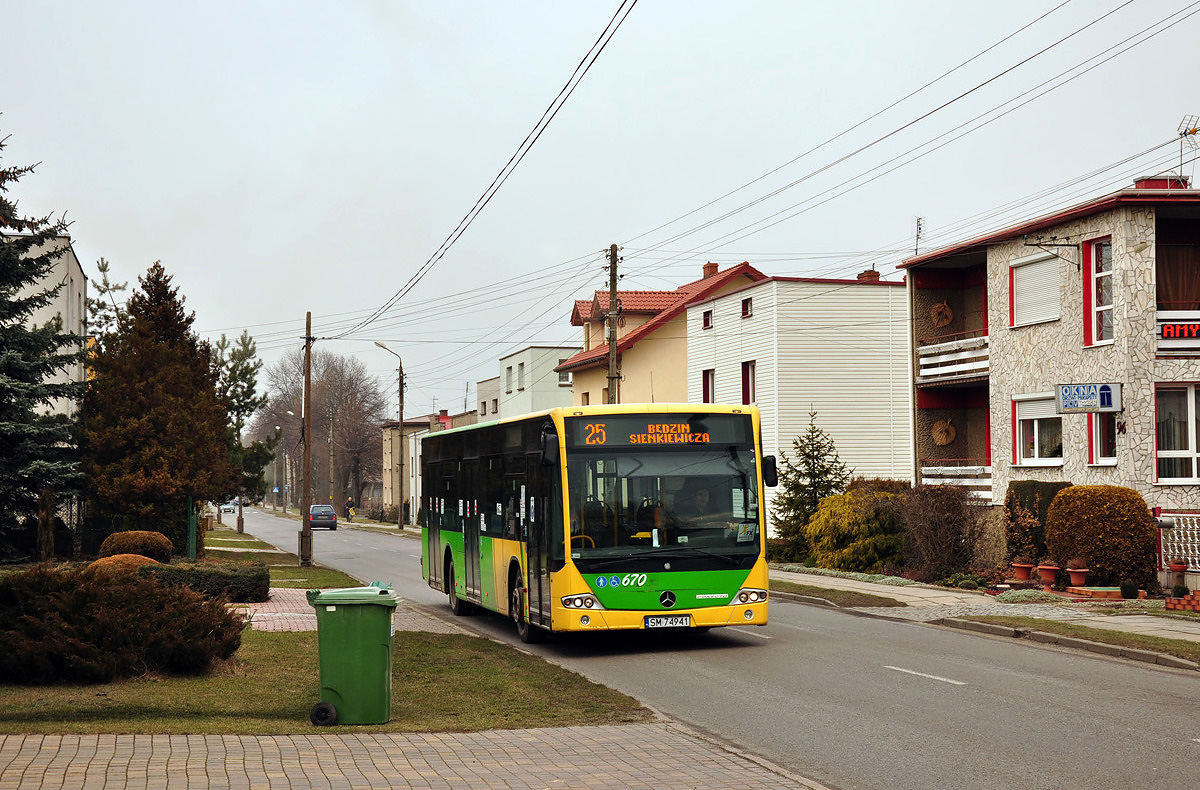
[[965, 615, 1200, 664], [0, 629, 651, 734], [770, 578, 906, 608]]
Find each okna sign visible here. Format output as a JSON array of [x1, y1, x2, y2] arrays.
[[1056, 383, 1123, 413]]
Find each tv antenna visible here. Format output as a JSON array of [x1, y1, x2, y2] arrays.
[[1179, 115, 1199, 182]]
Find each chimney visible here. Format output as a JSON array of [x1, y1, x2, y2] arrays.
[[702, 262, 719, 279], [1134, 174, 1190, 190], [857, 269, 881, 282]]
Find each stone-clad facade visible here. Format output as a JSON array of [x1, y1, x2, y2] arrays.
[[904, 179, 1200, 529]]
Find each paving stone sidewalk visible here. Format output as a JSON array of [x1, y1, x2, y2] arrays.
[[237, 588, 468, 635], [0, 726, 825, 790]]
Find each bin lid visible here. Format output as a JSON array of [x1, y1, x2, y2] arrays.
[[306, 586, 400, 607]]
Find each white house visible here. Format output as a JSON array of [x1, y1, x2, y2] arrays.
[[686, 271, 913, 525], [494, 345, 578, 419], [16, 236, 87, 414]]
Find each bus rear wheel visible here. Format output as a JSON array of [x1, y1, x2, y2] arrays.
[[447, 563, 473, 616]]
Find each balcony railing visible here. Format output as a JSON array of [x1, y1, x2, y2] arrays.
[[919, 458, 992, 501], [1157, 311, 1200, 355], [917, 331, 989, 384]]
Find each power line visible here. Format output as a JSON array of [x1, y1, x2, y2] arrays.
[[332, 0, 640, 341]]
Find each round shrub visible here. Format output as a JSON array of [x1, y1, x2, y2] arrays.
[[86, 553, 161, 579], [804, 489, 902, 572], [98, 530, 173, 563], [0, 564, 244, 685], [1045, 485, 1156, 589]]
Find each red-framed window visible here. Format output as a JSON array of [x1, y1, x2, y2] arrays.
[[702, 309, 713, 329], [741, 361, 755, 405], [702, 369, 715, 403], [1082, 237, 1113, 346]]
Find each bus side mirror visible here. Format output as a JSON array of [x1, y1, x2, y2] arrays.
[[541, 431, 559, 466], [762, 455, 778, 487]]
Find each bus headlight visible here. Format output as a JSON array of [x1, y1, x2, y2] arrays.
[[736, 588, 768, 604], [561, 594, 604, 610]]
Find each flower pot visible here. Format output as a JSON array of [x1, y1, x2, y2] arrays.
[[1168, 562, 1189, 573], [1037, 564, 1059, 591], [1012, 563, 1034, 581], [1067, 568, 1089, 587]]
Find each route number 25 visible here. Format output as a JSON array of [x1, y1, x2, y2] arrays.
[[584, 423, 607, 445]]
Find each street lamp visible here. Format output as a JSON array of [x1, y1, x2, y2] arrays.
[[273, 425, 281, 512], [284, 411, 295, 513], [375, 341, 404, 530]]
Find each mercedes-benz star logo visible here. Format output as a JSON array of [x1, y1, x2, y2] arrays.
[[659, 591, 676, 608]]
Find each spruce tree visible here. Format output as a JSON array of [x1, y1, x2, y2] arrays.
[[769, 410, 851, 561], [215, 330, 273, 509], [0, 141, 84, 560], [83, 262, 237, 550]]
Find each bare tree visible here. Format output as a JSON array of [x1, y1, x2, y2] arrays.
[[250, 348, 387, 512]]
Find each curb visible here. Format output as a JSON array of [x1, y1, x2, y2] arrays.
[[934, 617, 1200, 671]]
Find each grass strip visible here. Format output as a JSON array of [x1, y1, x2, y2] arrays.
[[0, 629, 651, 734], [963, 615, 1200, 664], [770, 579, 906, 608], [267, 564, 361, 589]]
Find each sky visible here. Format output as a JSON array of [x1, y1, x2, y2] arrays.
[[5, 1, 1199, 418]]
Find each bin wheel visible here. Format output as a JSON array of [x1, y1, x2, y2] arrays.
[[310, 701, 338, 726]]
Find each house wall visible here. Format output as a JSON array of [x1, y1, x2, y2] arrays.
[[477, 376, 500, 418], [19, 237, 87, 415], [616, 314, 689, 403], [986, 205, 1200, 511], [498, 346, 578, 417], [688, 278, 912, 531]]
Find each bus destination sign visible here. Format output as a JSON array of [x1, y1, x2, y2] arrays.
[[566, 414, 749, 448]]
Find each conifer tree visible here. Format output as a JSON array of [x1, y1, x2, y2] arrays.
[[83, 262, 237, 550], [214, 330, 273, 507], [769, 410, 851, 561], [0, 140, 84, 559]]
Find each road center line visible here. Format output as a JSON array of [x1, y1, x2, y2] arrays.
[[727, 627, 773, 639], [884, 665, 966, 685]]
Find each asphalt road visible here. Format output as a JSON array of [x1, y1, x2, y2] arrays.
[[241, 508, 1200, 790]]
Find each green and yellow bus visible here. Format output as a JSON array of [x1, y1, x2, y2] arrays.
[[421, 404, 777, 642]]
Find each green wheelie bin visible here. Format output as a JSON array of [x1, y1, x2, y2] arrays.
[[306, 583, 399, 726]]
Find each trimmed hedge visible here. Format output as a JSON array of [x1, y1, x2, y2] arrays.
[[86, 553, 161, 579], [139, 560, 270, 603], [1004, 480, 1073, 559], [0, 564, 244, 685], [98, 530, 174, 563], [1044, 485, 1157, 590]]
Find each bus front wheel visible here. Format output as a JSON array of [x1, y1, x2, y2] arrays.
[[510, 578, 542, 644]]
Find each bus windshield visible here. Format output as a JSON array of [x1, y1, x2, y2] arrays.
[[565, 443, 761, 572]]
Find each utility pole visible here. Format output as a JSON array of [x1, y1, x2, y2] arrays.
[[299, 312, 314, 567], [606, 243, 620, 404], [375, 341, 404, 528], [328, 408, 335, 510]]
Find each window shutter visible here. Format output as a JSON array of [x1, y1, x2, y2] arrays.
[[1016, 398, 1057, 420], [1012, 255, 1060, 325]]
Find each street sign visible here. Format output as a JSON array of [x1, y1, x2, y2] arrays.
[[1056, 383, 1122, 413]]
